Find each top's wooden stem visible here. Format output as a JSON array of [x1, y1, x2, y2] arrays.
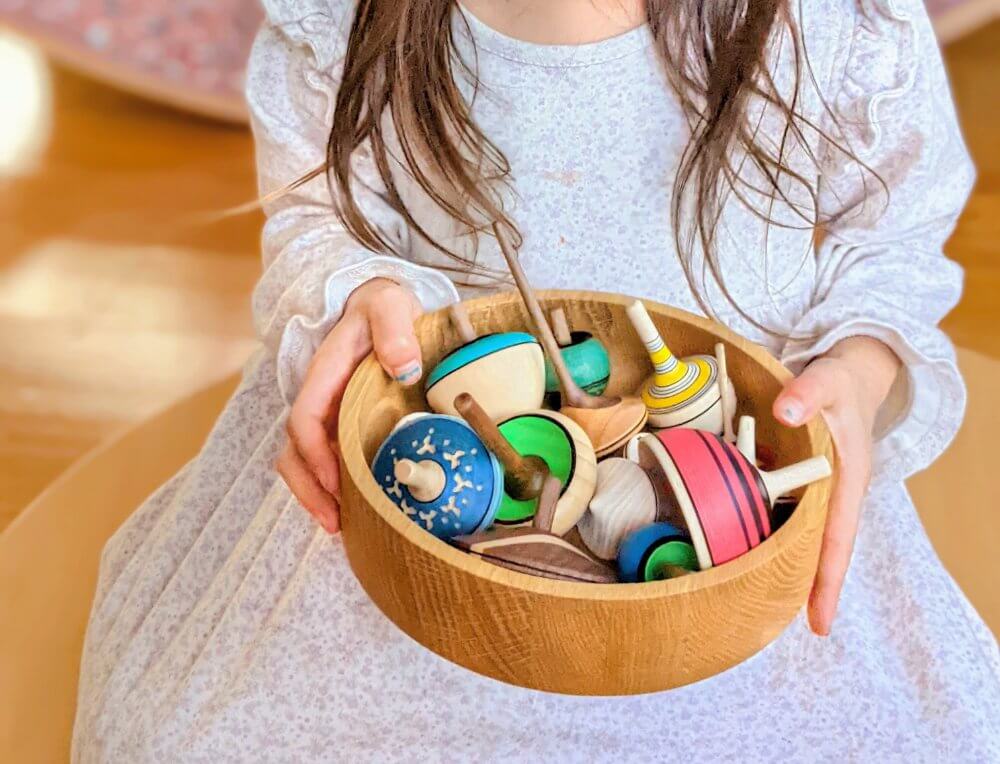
[[551, 308, 572, 347], [454, 392, 549, 500], [657, 564, 694, 580], [394, 458, 446, 503], [759, 455, 832, 504], [532, 474, 562, 534], [715, 343, 736, 443], [492, 223, 616, 410], [736, 415, 756, 464], [449, 303, 477, 344]]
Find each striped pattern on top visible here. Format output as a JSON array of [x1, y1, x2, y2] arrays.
[[641, 349, 718, 414], [657, 429, 773, 567], [626, 299, 718, 417]]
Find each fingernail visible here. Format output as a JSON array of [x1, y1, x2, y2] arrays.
[[781, 399, 804, 425], [393, 361, 422, 385], [319, 513, 339, 535]]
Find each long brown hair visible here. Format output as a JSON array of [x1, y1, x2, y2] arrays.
[[302, 0, 876, 331]]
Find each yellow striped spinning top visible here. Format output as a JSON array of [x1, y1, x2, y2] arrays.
[[626, 300, 722, 428]]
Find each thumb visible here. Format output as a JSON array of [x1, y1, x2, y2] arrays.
[[366, 288, 423, 385], [773, 358, 840, 427]]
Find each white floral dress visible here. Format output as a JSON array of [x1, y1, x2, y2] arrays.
[[71, 0, 1000, 760]]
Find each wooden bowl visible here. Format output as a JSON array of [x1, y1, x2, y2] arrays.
[[339, 290, 834, 696]]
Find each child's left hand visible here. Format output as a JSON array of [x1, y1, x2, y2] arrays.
[[772, 336, 901, 637]]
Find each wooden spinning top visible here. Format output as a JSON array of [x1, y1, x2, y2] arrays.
[[736, 415, 756, 464], [455, 393, 596, 537], [626, 300, 735, 435], [627, 425, 831, 569], [617, 522, 699, 583], [452, 474, 617, 584], [493, 224, 647, 457], [371, 413, 503, 539], [544, 307, 611, 397], [578, 458, 657, 561], [424, 303, 545, 422]]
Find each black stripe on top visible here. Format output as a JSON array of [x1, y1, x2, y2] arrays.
[[715, 434, 766, 543], [696, 431, 752, 549]]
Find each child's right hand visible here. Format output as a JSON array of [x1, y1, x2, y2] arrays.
[[277, 278, 425, 534]]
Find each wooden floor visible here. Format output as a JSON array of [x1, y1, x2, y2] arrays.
[[0, 22, 998, 623], [938, 22, 1000, 358], [0, 30, 261, 527]]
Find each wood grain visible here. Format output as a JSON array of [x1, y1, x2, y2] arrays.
[[0, 375, 239, 762], [0, 50, 260, 530], [578, 457, 657, 561], [338, 290, 834, 695]]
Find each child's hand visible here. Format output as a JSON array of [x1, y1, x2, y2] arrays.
[[773, 336, 901, 637], [277, 278, 424, 535]]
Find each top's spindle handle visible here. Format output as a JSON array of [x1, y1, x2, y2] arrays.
[[492, 223, 613, 410], [759, 455, 832, 503], [532, 474, 563, 534], [715, 342, 736, 443], [453, 392, 548, 500], [449, 303, 477, 344], [551, 308, 572, 347], [394, 458, 446, 503], [626, 299, 661, 347], [736, 415, 756, 464], [657, 564, 694, 580]]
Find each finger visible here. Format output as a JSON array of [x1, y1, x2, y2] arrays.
[[773, 359, 844, 427], [367, 289, 423, 386], [807, 418, 869, 636], [278, 444, 341, 534], [289, 315, 370, 497]]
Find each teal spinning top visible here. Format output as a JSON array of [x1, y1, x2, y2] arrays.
[[424, 323, 546, 422], [545, 308, 610, 396], [544, 331, 611, 396]]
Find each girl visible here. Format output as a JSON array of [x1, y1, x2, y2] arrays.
[[73, 0, 1000, 760]]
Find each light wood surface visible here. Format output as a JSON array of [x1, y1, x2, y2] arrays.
[[940, 23, 1000, 359], [578, 457, 657, 560], [909, 348, 1000, 632], [448, 302, 477, 344], [737, 415, 758, 464], [761, 456, 833, 501], [425, 341, 547, 421], [394, 458, 447, 502], [933, 0, 1000, 44], [0, 40, 261, 530], [338, 290, 834, 695], [0, 374, 239, 763], [715, 343, 737, 442], [551, 307, 573, 347]]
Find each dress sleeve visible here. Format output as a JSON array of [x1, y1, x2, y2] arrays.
[[245, 0, 459, 405], [780, 0, 974, 482]]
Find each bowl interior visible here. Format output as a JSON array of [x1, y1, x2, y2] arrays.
[[342, 290, 828, 596]]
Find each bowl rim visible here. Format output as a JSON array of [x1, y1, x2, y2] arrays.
[[339, 289, 834, 603]]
